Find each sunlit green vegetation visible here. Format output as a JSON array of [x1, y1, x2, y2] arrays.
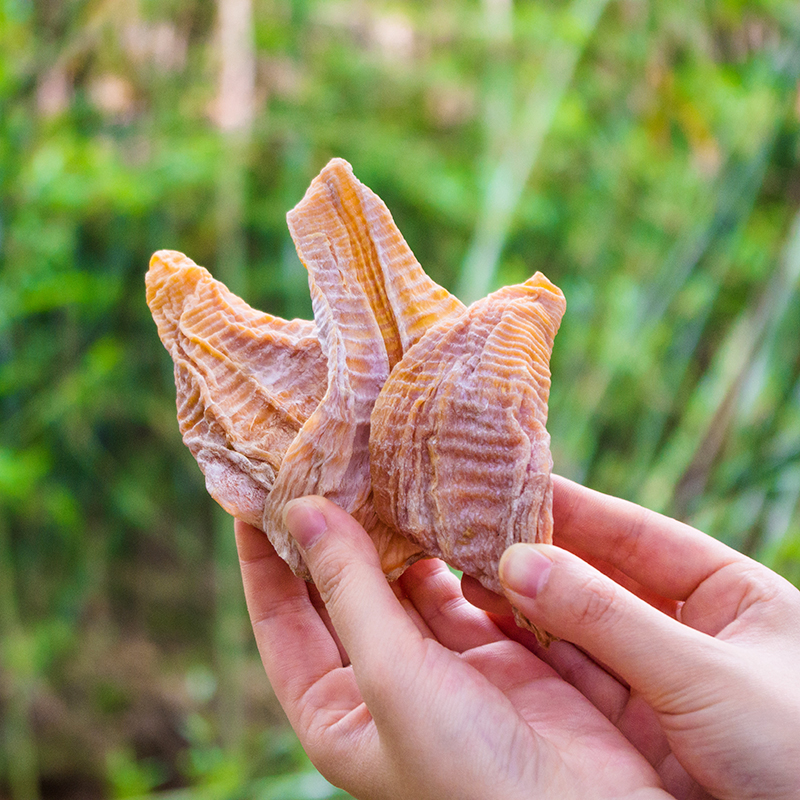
[[2, 0, 800, 797]]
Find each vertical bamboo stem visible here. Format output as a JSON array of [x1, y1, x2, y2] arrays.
[[480, 0, 514, 168], [214, 0, 256, 298], [212, 0, 256, 756], [456, 0, 611, 304]]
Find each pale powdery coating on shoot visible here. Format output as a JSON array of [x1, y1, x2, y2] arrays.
[[146, 249, 326, 529], [370, 276, 566, 594], [146, 159, 463, 580], [145, 158, 565, 610]]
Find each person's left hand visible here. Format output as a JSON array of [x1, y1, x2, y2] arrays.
[[235, 497, 671, 800]]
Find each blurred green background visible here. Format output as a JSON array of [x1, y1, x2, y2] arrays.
[[3, 0, 800, 797]]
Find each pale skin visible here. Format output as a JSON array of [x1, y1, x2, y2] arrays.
[[234, 476, 800, 800]]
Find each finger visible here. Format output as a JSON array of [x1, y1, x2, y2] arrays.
[[471, 573, 634, 693], [462, 553, 661, 698], [397, 595, 438, 640], [565, 542, 683, 619], [234, 519, 352, 722], [398, 559, 505, 651], [282, 497, 424, 713], [491, 611, 629, 714], [615, 693, 672, 768], [390, 578, 439, 641], [464, 549, 681, 628], [499, 542, 722, 710], [461, 574, 514, 617], [489, 611, 674, 771], [464, 568, 658, 699], [552, 475, 741, 599], [307, 582, 350, 666]]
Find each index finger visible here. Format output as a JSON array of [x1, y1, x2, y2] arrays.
[[282, 498, 452, 728], [552, 475, 742, 600]]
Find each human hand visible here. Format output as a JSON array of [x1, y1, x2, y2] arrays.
[[235, 497, 672, 800], [482, 476, 800, 800]]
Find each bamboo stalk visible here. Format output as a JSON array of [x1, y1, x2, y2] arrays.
[[456, 0, 611, 304], [553, 144, 772, 488], [212, 0, 256, 756], [649, 205, 800, 518], [480, 0, 514, 170], [214, 0, 256, 299]]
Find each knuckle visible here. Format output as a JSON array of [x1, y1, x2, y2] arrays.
[[569, 574, 618, 629], [613, 506, 648, 567], [310, 546, 357, 607], [732, 560, 796, 619]]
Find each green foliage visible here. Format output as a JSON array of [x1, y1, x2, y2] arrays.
[[2, 0, 800, 797]]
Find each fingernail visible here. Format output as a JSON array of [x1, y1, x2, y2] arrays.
[[283, 498, 327, 549], [499, 545, 553, 599]]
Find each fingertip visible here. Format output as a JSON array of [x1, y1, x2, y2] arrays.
[[499, 544, 554, 600], [283, 496, 329, 549]]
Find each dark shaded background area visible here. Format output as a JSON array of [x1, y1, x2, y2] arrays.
[[2, 1, 800, 797]]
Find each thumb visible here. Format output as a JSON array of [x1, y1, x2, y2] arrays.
[[282, 497, 422, 686], [499, 543, 719, 706]]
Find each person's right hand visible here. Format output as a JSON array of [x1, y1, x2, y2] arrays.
[[473, 476, 800, 800]]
